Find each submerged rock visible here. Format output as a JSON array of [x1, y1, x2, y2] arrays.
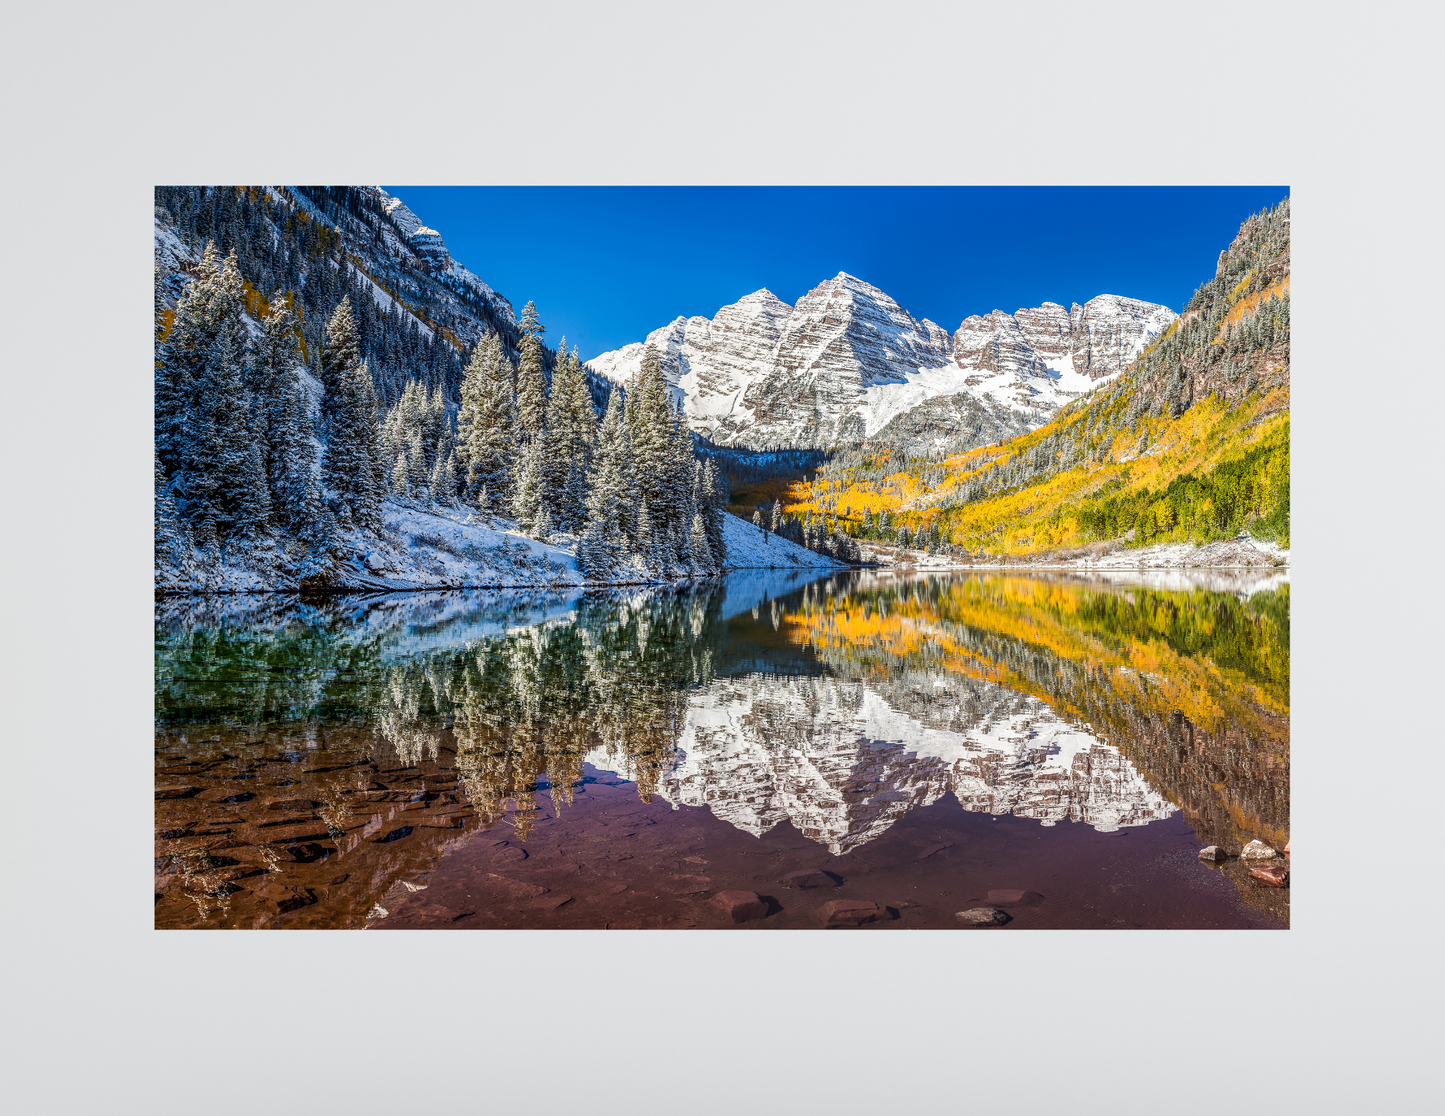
[[956, 907, 1011, 927], [783, 868, 840, 889], [711, 890, 769, 923], [1241, 840, 1277, 859], [987, 889, 1043, 906], [817, 899, 887, 927]]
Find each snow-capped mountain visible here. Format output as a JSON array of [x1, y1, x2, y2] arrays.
[[587, 275, 1176, 454]]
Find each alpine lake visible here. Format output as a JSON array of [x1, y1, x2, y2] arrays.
[[155, 568, 1289, 930]]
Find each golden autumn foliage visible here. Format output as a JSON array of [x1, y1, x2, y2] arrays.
[[776, 575, 1287, 741]]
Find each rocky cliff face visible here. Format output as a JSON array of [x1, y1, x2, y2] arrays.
[[374, 188, 517, 329], [588, 276, 1175, 454]]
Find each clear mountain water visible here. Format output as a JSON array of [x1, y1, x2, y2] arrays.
[[155, 569, 1288, 929]]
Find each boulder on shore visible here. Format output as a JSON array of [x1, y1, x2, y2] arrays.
[[1199, 845, 1227, 862], [1241, 839, 1277, 860], [1250, 864, 1289, 888]]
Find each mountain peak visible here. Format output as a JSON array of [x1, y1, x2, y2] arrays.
[[587, 273, 1174, 454]]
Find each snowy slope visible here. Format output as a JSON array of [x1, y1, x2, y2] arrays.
[[155, 499, 842, 596]]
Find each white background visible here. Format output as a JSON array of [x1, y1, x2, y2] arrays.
[[2, 1, 1440, 1112]]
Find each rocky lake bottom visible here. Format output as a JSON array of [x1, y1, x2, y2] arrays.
[[155, 568, 1289, 930]]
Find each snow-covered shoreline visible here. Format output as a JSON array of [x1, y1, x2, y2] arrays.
[[156, 500, 844, 597], [860, 534, 1288, 575]]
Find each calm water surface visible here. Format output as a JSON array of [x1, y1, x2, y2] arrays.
[[155, 568, 1289, 929]]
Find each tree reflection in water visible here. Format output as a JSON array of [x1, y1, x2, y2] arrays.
[[155, 571, 1287, 928]]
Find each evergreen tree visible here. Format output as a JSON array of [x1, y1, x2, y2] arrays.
[[251, 299, 319, 529], [546, 342, 597, 530], [320, 295, 362, 431], [511, 439, 547, 536], [163, 247, 268, 547], [700, 458, 728, 565], [325, 358, 383, 530], [156, 241, 222, 484], [626, 344, 671, 520], [515, 301, 548, 448], [688, 512, 716, 574], [584, 390, 633, 559], [272, 384, 322, 533], [456, 332, 516, 511], [635, 499, 656, 567]]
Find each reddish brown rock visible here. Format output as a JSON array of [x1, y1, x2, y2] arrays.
[[987, 889, 1043, 907], [817, 899, 887, 927], [956, 907, 1011, 927], [1250, 865, 1289, 888], [711, 890, 769, 923], [783, 868, 839, 889]]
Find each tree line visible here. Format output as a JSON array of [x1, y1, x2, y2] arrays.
[[154, 241, 730, 580]]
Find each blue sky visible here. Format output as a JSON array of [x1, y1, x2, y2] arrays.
[[383, 186, 1288, 363]]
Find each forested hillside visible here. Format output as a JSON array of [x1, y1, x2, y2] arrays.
[[739, 199, 1290, 560], [154, 187, 837, 593]]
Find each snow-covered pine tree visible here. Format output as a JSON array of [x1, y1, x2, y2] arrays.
[[688, 512, 716, 575], [251, 299, 319, 528], [272, 384, 322, 535], [325, 356, 383, 531], [545, 344, 598, 530], [663, 401, 697, 544], [456, 332, 516, 512], [429, 443, 458, 506], [390, 451, 410, 498], [626, 344, 671, 525], [510, 439, 547, 537], [515, 301, 548, 449], [320, 295, 362, 433], [156, 242, 222, 488], [770, 499, 782, 532], [700, 457, 727, 566], [233, 442, 273, 537], [634, 499, 656, 570], [172, 249, 268, 547], [583, 389, 632, 561]]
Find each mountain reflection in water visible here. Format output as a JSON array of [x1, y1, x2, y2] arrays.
[[155, 569, 1288, 929]]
